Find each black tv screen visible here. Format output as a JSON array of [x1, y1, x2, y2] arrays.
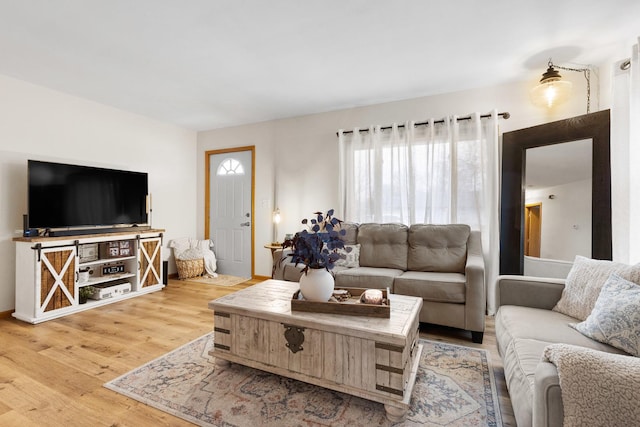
[[28, 160, 148, 229]]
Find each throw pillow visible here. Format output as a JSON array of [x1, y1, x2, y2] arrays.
[[176, 247, 203, 261], [169, 237, 192, 258], [334, 244, 361, 268], [553, 256, 640, 321], [573, 274, 640, 356]]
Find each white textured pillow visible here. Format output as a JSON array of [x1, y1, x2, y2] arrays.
[[553, 256, 640, 321], [169, 237, 192, 257], [573, 274, 640, 356], [176, 247, 203, 261], [334, 244, 361, 268]]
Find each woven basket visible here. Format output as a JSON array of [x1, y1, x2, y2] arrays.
[[176, 258, 204, 279]]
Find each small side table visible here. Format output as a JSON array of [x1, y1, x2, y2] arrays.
[[264, 243, 283, 278]]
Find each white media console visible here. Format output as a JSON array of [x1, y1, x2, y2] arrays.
[[13, 228, 165, 324]]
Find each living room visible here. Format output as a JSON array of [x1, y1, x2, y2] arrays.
[[0, 2, 639, 426]]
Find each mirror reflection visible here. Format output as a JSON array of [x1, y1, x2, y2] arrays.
[[523, 139, 592, 274]]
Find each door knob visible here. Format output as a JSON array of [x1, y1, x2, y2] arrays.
[[240, 222, 251, 227]]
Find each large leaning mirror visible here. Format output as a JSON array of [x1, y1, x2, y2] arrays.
[[500, 110, 612, 275]]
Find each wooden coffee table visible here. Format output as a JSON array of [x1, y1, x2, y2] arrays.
[[208, 279, 423, 421]]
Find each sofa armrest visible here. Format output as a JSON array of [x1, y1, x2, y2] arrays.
[[533, 361, 564, 427], [496, 275, 565, 310], [464, 230, 486, 332], [273, 248, 292, 280]]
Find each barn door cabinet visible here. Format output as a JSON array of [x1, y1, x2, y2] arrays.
[[13, 229, 165, 324]]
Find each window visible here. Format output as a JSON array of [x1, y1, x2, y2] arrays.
[[216, 158, 245, 176], [338, 114, 498, 230]]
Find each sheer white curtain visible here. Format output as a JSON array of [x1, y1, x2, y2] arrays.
[[611, 36, 640, 263], [338, 110, 500, 312]]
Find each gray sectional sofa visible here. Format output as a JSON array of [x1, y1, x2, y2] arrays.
[[495, 275, 629, 427], [273, 223, 486, 343]]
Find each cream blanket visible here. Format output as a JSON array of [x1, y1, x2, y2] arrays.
[[169, 237, 218, 277], [543, 344, 640, 427]]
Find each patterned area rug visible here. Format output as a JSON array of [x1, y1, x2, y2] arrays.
[[182, 274, 248, 287], [105, 334, 503, 426]]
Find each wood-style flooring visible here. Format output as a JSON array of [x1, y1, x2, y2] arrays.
[[0, 279, 516, 426]]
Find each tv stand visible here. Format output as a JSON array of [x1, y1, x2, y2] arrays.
[[12, 228, 164, 324], [48, 226, 151, 237]]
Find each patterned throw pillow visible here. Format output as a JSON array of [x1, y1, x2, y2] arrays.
[[574, 274, 640, 356], [553, 256, 640, 321], [334, 244, 361, 268]]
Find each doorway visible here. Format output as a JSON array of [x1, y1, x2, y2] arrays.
[[205, 146, 255, 278], [524, 203, 541, 257]]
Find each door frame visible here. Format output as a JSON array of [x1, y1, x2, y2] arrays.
[[524, 202, 542, 257], [204, 146, 256, 278]]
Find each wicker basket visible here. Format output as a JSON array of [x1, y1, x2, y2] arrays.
[[176, 258, 204, 279]]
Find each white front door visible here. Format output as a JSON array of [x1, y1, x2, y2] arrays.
[[207, 149, 253, 278]]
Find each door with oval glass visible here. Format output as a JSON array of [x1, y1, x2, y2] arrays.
[[206, 148, 254, 278]]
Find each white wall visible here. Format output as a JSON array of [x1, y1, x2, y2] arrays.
[[197, 60, 640, 318], [196, 55, 635, 317], [525, 179, 592, 261], [197, 71, 591, 281], [0, 74, 197, 312]]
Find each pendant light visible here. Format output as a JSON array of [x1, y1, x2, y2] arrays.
[[530, 60, 572, 108], [530, 59, 592, 113]]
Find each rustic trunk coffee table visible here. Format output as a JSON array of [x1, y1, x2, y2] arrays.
[[208, 279, 423, 421]]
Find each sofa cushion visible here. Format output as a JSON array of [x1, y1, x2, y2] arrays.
[[394, 271, 466, 303], [407, 224, 470, 273], [574, 274, 640, 356], [496, 305, 626, 356], [553, 255, 640, 321], [334, 267, 403, 290], [282, 263, 304, 282], [330, 265, 350, 276], [339, 222, 359, 245], [357, 223, 408, 270], [502, 338, 550, 427]]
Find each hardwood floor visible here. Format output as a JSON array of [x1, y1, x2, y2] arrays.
[[0, 279, 516, 426]]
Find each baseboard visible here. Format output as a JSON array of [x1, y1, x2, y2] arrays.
[[169, 272, 263, 281], [0, 310, 14, 319]]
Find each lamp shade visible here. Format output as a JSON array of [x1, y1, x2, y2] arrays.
[[530, 65, 572, 108]]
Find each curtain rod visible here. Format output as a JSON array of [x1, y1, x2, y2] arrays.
[[337, 111, 510, 136]]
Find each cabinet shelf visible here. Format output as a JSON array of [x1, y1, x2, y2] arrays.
[[79, 272, 136, 287], [79, 255, 136, 267]]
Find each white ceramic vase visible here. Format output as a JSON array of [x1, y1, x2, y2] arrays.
[[299, 268, 334, 301]]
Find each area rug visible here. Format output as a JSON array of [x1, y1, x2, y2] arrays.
[[105, 334, 503, 426], [183, 274, 248, 287]]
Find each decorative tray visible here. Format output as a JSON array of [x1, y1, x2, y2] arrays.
[[291, 287, 390, 318]]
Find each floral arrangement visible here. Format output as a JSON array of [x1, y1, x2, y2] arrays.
[[282, 209, 351, 274]]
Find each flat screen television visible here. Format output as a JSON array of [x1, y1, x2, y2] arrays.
[[28, 160, 148, 231]]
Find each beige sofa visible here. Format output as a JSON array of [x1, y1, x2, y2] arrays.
[[274, 223, 486, 343], [495, 275, 629, 427]]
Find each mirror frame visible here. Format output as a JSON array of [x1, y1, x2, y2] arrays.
[[500, 110, 612, 275]]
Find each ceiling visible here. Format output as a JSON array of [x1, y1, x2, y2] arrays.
[[0, 1, 638, 131]]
